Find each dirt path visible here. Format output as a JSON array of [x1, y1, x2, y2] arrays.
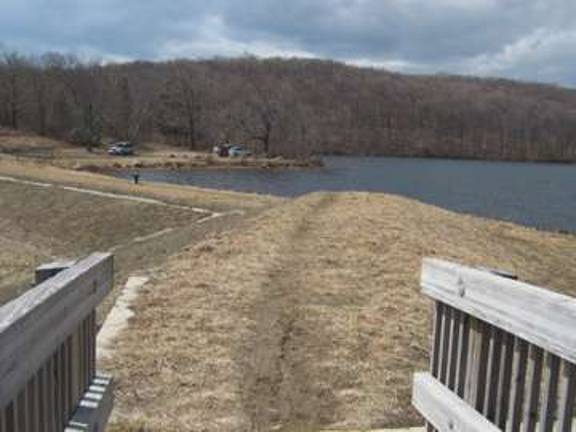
[[238, 194, 339, 430]]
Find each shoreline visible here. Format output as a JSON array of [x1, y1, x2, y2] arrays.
[[52, 153, 324, 173]]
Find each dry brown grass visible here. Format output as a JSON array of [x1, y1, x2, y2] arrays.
[[0, 178, 211, 303], [0, 129, 69, 151], [106, 192, 576, 431], [0, 159, 274, 306], [0, 234, 49, 302], [0, 158, 281, 212]]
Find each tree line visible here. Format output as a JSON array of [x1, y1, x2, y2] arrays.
[[1, 52, 576, 161]]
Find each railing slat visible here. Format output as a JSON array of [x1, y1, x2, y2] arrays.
[[81, 317, 88, 391], [16, 389, 25, 431], [476, 322, 490, 412], [464, 318, 489, 410], [52, 345, 64, 430], [45, 356, 56, 432], [538, 353, 560, 432], [508, 337, 529, 432], [557, 361, 576, 432], [455, 311, 470, 398], [5, 402, 15, 432], [439, 306, 452, 383], [88, 311, 96, 381], [71, 328, 80, 407], [464, 318, 481, 405], [26, 377, 37, 432], [483, 326, 503, 421], [522, 345, 543, 432], [431, 302, 443, 377], [495, 332, 514, 430], [64, 336, 72, 425], [446, 308, 460, 390], [37, 368, 45, 432]]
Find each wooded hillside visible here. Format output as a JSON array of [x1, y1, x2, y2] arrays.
[[1, 53, 576, 161]]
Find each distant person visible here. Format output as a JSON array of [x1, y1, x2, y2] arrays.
[[219, 144, 230, 157], [132, 171, 140, 185]]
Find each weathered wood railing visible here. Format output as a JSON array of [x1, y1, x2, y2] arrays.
[[413, 258, 576, 432], [0, 253, 114, 432]]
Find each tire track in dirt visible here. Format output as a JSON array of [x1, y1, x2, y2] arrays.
[[238, 193, 345, 431]]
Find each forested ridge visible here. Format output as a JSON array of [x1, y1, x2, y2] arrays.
[[1, 53, 576, 161]]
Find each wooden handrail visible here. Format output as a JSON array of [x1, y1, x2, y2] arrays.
[[421, 258, 576, 364], [0, 253, 114, 431], [415, 258, 576, 432]]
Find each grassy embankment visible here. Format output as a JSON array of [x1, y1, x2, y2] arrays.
[[105, 192, 576, 431], [0, 157, 280, 309], [1, 131, 575, 431]]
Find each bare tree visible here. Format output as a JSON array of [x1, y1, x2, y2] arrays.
[[0, 53, 575, 162], [0, 52, 28, 130], [156, 61, 209, 149]]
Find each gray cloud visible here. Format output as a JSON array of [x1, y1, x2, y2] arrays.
[[1, 0, 575, 85]]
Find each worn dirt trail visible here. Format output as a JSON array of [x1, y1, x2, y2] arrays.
[[238, 194, 345, 431]]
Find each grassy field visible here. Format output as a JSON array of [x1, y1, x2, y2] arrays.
[[104, 192, 576, 431], [0, 179, 199, 302], [0, 158, 279, 309]]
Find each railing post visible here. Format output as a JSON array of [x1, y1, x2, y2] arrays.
[[35, 260, 76, 284]]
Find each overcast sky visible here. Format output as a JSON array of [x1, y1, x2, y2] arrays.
[[1, 0, 575, 86]]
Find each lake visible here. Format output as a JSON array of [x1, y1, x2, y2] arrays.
[[111, 157, 576, 233]]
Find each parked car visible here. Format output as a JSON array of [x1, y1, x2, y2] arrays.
[[228, 145, 252, 157], [108, 141, 134, 156], [213, 143, 252, 158]]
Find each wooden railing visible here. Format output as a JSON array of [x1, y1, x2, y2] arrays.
[[413, 258, 576, 432], [0, 253, 114, 432]]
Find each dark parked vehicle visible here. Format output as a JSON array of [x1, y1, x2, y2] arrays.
[[108, 142, 134, 156], [213, 144, 251, 158]]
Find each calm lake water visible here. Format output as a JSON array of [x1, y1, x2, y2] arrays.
[[112, 157, 576, 233]]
